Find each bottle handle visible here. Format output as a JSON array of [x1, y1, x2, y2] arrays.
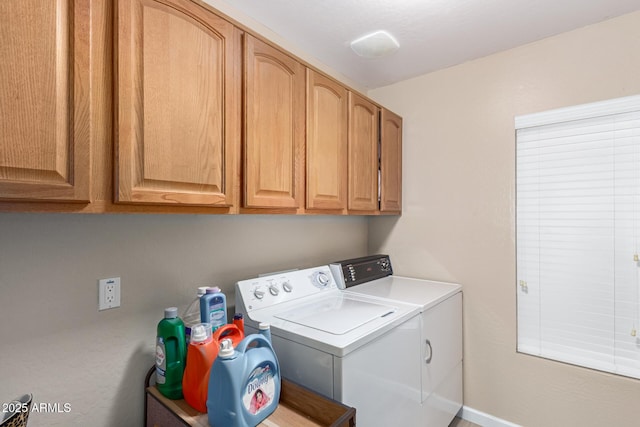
[[212, 324, 244, 348], [235, 334, 273, 354]]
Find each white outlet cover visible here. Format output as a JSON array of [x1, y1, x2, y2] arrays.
[[98, 277, 121, 311]]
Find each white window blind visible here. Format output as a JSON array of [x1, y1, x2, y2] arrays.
[[516, 95, 640, 379]]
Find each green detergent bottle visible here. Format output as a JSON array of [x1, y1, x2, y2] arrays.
[[156, 307, 187, 399]]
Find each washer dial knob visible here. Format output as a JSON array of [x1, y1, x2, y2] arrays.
[[268, 284, 280, 296], [254, 289, 265, 299], [282, 281, 293, 293], [313, 271, 331, 288]]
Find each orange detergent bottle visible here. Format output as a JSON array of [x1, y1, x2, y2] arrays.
[[182, 323, 217, 412], [183, 323, 245, 413]]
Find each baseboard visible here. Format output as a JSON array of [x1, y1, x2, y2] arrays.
[[457, 406, 521, 427]]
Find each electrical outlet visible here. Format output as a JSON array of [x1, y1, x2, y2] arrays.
[[98, 277, 121, 311]]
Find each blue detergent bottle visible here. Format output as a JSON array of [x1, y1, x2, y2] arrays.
[[207, 335, 281, 427], [200, 287, 227, 332]]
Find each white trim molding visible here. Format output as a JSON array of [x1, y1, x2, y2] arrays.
[[458, 406, 522, 427]]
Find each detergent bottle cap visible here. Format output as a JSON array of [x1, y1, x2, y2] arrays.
[[206, 286, 222, 294], [258, 322, 270, 331], [190, 323, 212, 343], [197, 286, 209, 296], [164, 307, 178, 319], [219, 338, 235, 358]]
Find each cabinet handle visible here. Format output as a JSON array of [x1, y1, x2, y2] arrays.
[[425, 339, 433, 364]]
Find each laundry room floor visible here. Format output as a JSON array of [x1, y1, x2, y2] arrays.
[[449, 417, 482, 427]]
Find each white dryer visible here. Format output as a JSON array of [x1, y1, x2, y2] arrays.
[[331, 255, 463, 427], [235, 265, 423, 427]]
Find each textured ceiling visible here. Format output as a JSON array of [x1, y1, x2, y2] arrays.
[[216, 0, 640, 89]]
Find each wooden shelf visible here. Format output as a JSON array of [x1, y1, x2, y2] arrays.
[[146, 378, 355, 427]]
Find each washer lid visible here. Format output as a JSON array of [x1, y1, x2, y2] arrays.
[[274, 295, 396, 335], [244, 290, 420, 357]]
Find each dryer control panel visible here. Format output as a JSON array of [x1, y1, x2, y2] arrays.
[[330, 254, 393, 289]]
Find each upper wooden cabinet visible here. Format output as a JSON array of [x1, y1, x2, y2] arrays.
[[348, 93, 380, 212], [0, 0, 93, 203], [380, 108, 402, 213], [306, 70, 348, 210], [115, 0, 240, 206], [243, 35, 305, 209], [1, 1, 400, 215]]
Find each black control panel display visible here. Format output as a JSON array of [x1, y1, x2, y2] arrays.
[[330, 254, 393, 288]]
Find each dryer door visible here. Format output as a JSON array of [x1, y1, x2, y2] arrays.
[[421, 292, 463, 401], [338, 314, 422, 427]]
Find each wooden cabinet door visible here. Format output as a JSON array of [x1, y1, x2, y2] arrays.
[[244, 35, 305, 209], [348, 93, 379, 211], [116, 0, 240, 206], [306, 70, 348, 210], [380, 108, 402, 213], [0, 0, 92, 202]]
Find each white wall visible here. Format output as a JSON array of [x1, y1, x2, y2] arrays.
[[0, 214, 367, 426], [368, 11, 640, 427]]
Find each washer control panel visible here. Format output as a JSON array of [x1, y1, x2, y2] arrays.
[[236, 265, 336, 312]]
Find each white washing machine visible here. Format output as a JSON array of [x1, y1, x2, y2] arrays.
[[330, 255, 463, 427], [235, 265, 423, 427]]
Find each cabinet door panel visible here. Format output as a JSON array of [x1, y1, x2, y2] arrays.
[[306, 70, 347, 210], [0, 0, 90, 202], [244, 35, 304, 209], [348, 94, 379, 211], [116, 0, 239, 206], [380, 108, 402, 213]]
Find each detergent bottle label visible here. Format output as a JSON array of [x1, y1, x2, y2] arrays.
[[208, 296, 226, 331], [155, 337, 167, 384], [243, 363, 276, 415]]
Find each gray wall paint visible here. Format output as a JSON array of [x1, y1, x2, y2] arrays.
[[0, 213, 367, 426]]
